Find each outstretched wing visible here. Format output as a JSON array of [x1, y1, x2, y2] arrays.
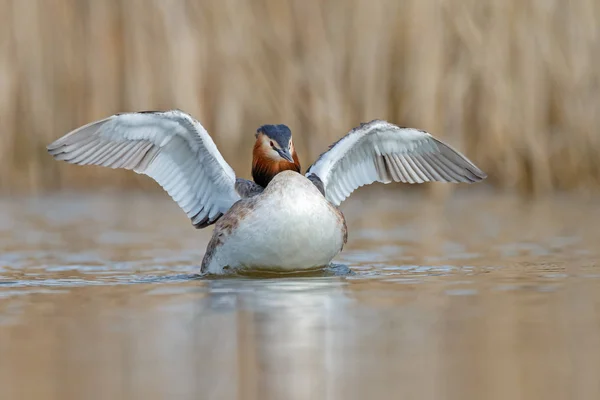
[[305, 120, 487, 206], [47, 110, 242, 228]]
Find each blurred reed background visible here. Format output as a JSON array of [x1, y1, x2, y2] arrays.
[[0, 0, 599, 195]]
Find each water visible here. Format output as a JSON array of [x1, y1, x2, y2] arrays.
[[1, 188, 599, 400]]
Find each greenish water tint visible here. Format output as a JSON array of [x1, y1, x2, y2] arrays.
[[1, 189, 599, 399]]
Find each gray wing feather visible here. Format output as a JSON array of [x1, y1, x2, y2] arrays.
[[306, 120, 486, 206], [235, 178, 264, 198], [47, 110, 241, 228]]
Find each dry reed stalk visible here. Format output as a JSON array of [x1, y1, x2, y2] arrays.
[[0, 0, 598, 195]]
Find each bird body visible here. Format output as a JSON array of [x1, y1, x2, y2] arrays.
[[47, 110, 487, 275], [201, 170, 346, 274]]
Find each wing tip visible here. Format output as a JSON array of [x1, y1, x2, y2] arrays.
[[46, 143, 62, 155], [432, 137, 488, 184], [46, 114, 116, 153], [47, 140, 62, 152], [470, 167, 488, 182], [191, 211, 223, 229], [46, 134, 75, 152]]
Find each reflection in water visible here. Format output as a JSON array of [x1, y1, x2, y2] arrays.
[[0, 190, 599, 399]]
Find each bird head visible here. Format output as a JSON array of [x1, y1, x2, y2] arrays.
[[254, 124, 295, 162], [252, 124, 301, 187]]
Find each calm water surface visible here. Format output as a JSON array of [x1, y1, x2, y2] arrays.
[[1, 188, 599, 400]]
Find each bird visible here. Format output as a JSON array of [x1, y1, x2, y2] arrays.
[[47, 110, 487, 274]]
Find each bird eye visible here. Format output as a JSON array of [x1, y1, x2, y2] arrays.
[[270, 141, 274, 148]]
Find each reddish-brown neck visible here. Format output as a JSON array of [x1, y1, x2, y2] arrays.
[[252, 142, 301, 188]]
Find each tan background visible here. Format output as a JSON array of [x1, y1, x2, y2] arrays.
[[1, 0, 598, 195]]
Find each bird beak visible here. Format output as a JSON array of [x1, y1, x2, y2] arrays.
[[277, 148, 294, 163]]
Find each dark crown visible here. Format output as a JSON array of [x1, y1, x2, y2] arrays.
[[257, 124, 292, 148]]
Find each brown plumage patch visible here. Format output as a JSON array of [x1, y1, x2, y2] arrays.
[[290, 139, 300, 168], [200, 197, 259, 273], [329, 203, 348, 246], [341, 217, 348, 245]]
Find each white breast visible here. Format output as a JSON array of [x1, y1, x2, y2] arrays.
[[203, 171, 346, 274]]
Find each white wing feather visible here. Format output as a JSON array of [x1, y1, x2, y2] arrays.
[[47, 110, 241, 228], [306, 120, 487, 206]]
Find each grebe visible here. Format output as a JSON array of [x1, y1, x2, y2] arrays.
[[47, 110, 486, 274]]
